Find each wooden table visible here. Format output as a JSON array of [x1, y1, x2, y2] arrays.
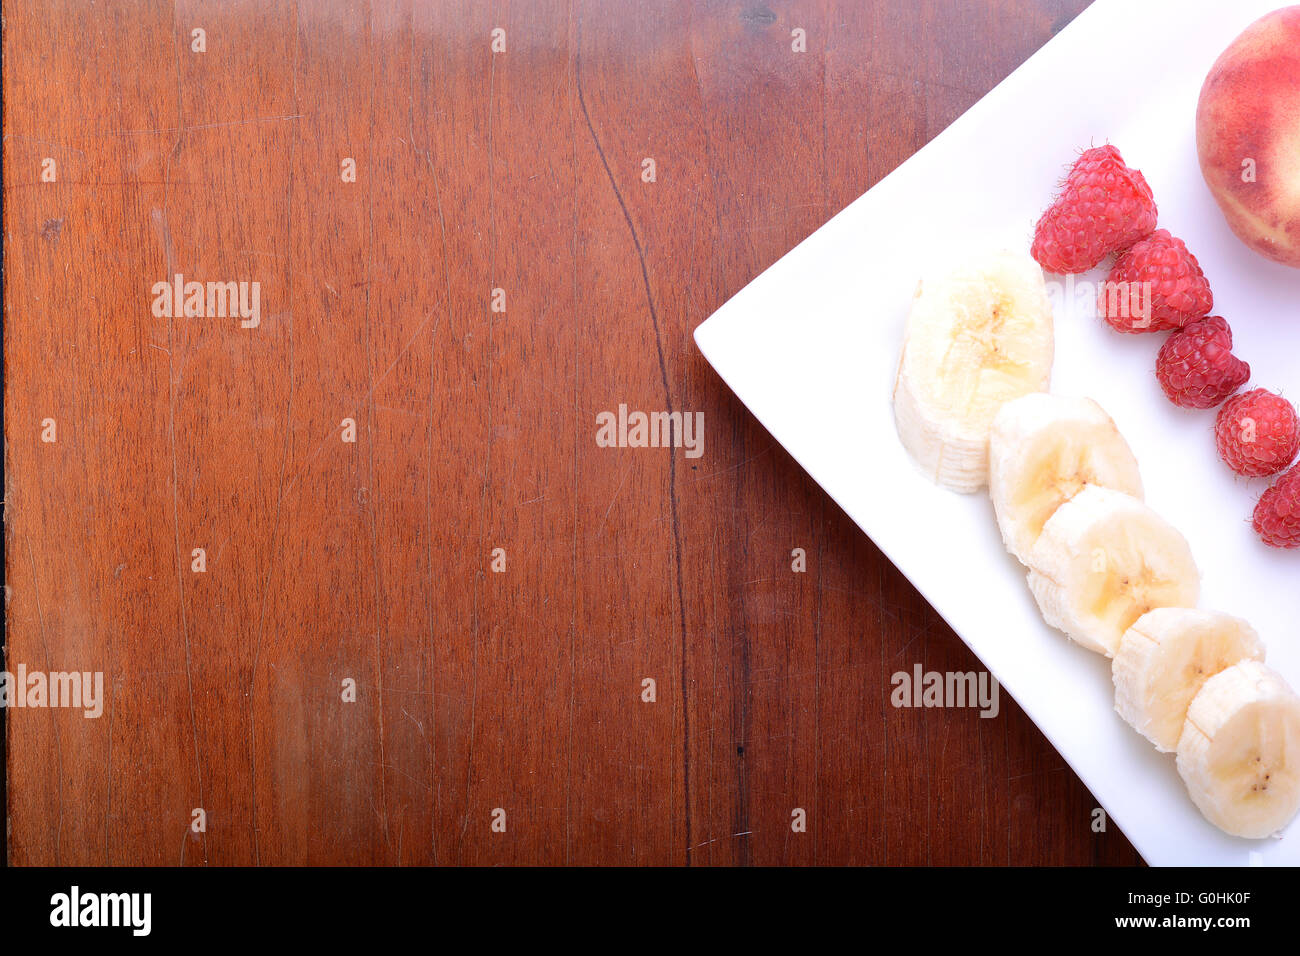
[[3, 0, 1140, 865]]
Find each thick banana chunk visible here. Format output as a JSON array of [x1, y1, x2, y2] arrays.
[[1177, 661, 1300, 839], [1113, 609, 1263, 752], [990, 394, 1143, 564], [1027, 485, 1200, 656], [893, 250, 1054, 494]]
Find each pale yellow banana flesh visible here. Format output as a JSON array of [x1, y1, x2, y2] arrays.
[[990, 393, 1143, 563], [1028, 485, 1199, 656], [1177, 661, 1300, 839], [1113, 608, 1264, 753], [893, 250, 1054, 494]]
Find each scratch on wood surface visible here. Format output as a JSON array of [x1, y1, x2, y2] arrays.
[[403, 38, 455, 855], [400, 29, 457, 833], [597, 462, 632, 533], [400, 708, 424, 735], [155, 41, 209, 865], [688, 442, 778, 482], [248, 9, 304, 866], [576, 11, 694, 863], [1, 134, 89, 156], [360, 87, 393, 855], [384, 764, 432, 793], [457, 29, 501, 858], [111, 114, 306, 136]]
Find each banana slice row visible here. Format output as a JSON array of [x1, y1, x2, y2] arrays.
[[892, 255, 1299, 839], [987, 394, 1300, 840]]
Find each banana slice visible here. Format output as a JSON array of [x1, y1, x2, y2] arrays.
[[1177, 660, 1300, 839], [990, 394, 1144, 563], [1113, 608, 1264, 752], [893, 250, 1054, 494], [1027, 485, 1200, 656]]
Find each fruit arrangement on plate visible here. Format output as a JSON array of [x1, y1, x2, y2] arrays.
[[891, 7, 1300, 839]]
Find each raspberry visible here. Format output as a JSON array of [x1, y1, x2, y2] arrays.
[[1031, 145, 1159, 274], [1155, 316, 1250, 409], [1215, 389, 1300, 478], [1254, 464, 1300, 549], [1098, 229, 1213, 333]]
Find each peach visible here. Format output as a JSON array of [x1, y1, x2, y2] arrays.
[[1196, 6, 1300, 268]]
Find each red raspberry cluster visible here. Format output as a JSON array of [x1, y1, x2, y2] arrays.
[[1031, 145, 1299, 548]]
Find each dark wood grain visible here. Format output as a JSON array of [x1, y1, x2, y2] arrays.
[[3, 0, 1139, 865]]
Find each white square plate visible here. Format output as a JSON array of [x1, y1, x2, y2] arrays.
[[694, 0, 1300, 866]]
